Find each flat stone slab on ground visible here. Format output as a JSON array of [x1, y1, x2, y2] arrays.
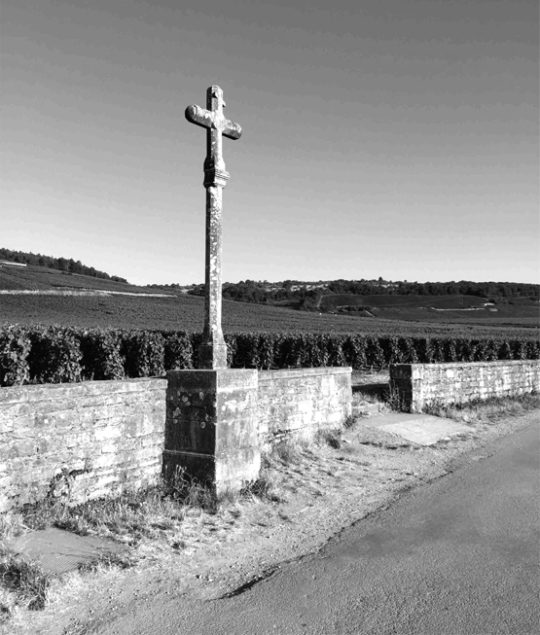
[[8, 527, 127, 575], [362, 413, 470, 446]]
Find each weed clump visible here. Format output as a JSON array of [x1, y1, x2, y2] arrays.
[[273, 440, 300, 464], [344, 414, 358, 429], [317, 429, 342, 449], [166, 467, 218, 513], [240, 477, 282, 503], [385, 384, 410, 412], [0, 550, 49, 611]]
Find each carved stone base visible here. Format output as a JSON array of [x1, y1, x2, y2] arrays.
[[163, 369, 260, 495]]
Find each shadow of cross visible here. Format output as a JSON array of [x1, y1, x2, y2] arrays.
[[185, 85, 243, 369]]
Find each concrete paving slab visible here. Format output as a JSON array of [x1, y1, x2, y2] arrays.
[[362, 413, 470, 446], [8, 527, 127, 575]]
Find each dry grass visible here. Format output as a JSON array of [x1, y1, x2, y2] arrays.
[[0, 512, 28, 542], [0, 513, 39, 620], [385, 384, 411, 412], [240, 477, 282, 503], [20, 468, 222, 546], [316, 429, 342, 449], [0, 548, 50, 616], [22, 489, 178, 542], [424, 393, 540, 424], [77, 551, 135, 574], [0, 470, 225, 617], [271, 439, 304, 464]]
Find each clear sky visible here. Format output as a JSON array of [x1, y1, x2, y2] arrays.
[[1, 0, 538, 285]]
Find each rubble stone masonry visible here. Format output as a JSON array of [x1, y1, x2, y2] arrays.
[[2, 361, 537, 511], [0, 379, 167, 512], [0, 368, 352, 512], [390, 360, 540, 413], [257, 368, 352, 449]]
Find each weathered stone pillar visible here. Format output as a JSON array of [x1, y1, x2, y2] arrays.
[[198, 170, 228, 368], [163, 369, 260, 495], [166, 87, 258, 495], [185, 84, 242, 369]]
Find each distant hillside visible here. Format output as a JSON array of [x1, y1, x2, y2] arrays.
[[0, 248, 127, 283], [2, 286, 538, 340], [0, 264, 173, 300], [1, 255, 537, 336], [186, 278, 539, 312]]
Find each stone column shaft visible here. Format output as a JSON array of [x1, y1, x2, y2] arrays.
[[199, 182, 228, 369]]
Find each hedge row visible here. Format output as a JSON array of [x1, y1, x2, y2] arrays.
[[0, 325, 538, 386]]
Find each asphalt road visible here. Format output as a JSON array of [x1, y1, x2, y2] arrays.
[[111, 419, 540, 635]]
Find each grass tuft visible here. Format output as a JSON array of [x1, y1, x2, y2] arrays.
[[167, 467, 218, 514], [0, 549, 50, 611], [317, 429, 342, 449], [240, 477, 282, 503], [343, 414, 358, 429], [77, 551, 135, 573], [385, 384, 410, 412], [273, 440, 301, 464]]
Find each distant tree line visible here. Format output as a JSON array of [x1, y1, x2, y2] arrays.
[[185, 277, 539, 306], [0, 248, 127, 283], [325, 279, 539, 299]]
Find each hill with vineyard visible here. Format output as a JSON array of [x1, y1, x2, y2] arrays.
[[0, 249, 538, 339]]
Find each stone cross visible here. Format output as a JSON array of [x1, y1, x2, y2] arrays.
[[185, 85, 242, 369]]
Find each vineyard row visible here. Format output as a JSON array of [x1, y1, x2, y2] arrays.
[[1, 325, 539, 386]]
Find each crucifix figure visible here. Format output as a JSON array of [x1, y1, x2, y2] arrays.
[[185, 85, 242, 369]]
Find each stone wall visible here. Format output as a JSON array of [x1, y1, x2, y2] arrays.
[[163, 367, 352, 492], [1, 368, 352, 511], [390, 360, 540, 413], [0, 379, 166, 512], [258, 367, 352, 448]]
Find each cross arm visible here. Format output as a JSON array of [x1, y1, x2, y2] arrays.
[[222, 119, 242, 140], [185, 105, 213, 129], [185, 104, 242, 140]]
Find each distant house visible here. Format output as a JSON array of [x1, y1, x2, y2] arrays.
[[0, 260, 27, 267]]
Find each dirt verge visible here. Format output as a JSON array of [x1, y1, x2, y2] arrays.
[[2, 402, 539, 635]]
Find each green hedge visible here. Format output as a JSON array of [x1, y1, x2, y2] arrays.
[[0, 326, 31, 386], [27, 326, 82, 384], [0, 325, 538, 386]]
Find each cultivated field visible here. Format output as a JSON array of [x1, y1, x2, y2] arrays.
[[2, 292, 540, 340], [0, 265, 142, 293], [0, 265, 538, 339]]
